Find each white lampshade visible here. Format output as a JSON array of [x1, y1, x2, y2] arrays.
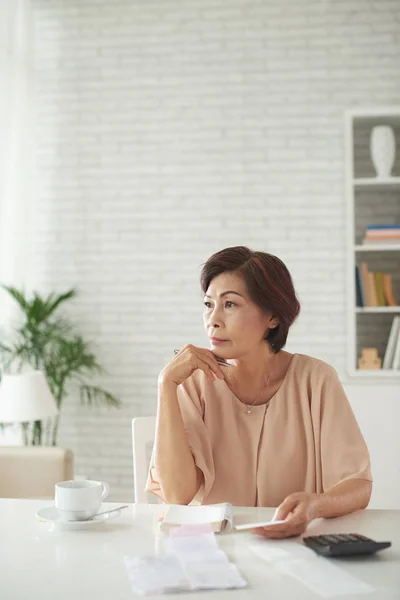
[[0, 371, 58, 423]]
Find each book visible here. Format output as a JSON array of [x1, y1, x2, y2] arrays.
[[159, 504, 286, 534], [366, 224, 400, 230], [383, 274, 397, 306], [392, 321, 400, 371], [366, 233, 400, 237], [368, 272, 378, 307], [355, 266, 364, 307], [374, 272, 385, 306], [360, 262, 372, 306], [383, 317, 400, 369], [365, 225, 400, 240]]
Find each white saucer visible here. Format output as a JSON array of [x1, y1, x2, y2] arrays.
[[36, 505, 122, 530]]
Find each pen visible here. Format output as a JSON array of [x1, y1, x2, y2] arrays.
[[173, 349, 233, 368]]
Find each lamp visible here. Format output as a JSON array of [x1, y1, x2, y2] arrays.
[[0, 371, 58, 423], [0, 372, 73, 499]]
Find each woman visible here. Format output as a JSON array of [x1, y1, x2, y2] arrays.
[[146, 246, 372, 539]]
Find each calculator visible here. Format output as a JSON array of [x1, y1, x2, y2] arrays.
[[303, 533, 391, 557]]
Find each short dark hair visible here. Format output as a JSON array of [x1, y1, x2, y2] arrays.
[[200, 246, 300, 353]]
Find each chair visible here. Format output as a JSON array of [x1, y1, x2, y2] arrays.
[[132, 416, 156, 504], [0, 446, 73, 499]]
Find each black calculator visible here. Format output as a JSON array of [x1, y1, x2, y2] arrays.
[[303, 533, 391, 557]]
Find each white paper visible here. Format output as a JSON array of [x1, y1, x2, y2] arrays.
[[165, 525, 227, 565], [161, 503, 231, 527], [125, 524, 247, 594], [161, 504, 287, 533], [234, 519, 287, 530], [184, 561, 247, 590], [124, 555, 190, 595], [248, 538, 376, 597]]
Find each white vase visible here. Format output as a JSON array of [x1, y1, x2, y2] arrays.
[[370, 125, 396, 178]]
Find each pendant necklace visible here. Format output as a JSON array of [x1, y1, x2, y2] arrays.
[[245, 354, 276, 415]]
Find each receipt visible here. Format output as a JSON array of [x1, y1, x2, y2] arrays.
[[248, 538, 376, 597], [125, 524, 247, 595]]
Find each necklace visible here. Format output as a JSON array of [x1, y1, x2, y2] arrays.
[[245, 354, 276, 415]]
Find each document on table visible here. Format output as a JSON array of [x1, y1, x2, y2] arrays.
[[159, 503, 286, 533], [124, 524, 247, 595]]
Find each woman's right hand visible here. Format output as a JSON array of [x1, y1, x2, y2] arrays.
[[159, 344, 225, 387]]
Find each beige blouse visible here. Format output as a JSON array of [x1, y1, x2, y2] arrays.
[[146, 353, 372, 507]]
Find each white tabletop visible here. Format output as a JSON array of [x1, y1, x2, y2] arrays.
[[0, 499, 399, 600]]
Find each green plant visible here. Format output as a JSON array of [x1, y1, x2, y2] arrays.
[[0, 286, 120, 446]]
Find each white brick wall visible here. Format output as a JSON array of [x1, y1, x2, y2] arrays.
[[31, 0, 400, 500]]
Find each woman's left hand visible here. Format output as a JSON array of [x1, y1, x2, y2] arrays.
[[252, 492, 320, 539]]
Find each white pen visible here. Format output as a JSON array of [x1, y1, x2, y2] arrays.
[[173, 349, 233, 368]]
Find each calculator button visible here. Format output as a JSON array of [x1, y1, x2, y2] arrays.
[[318, 537, 330, 545], [310, 536, 326, 544], [312, 538, 326, 546], [304, 537, 323, 546], [348, 534, 362, 542], [323, 535, 340, 544], [351, 534, 370, 541]]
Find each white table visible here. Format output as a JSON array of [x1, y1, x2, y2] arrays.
[[0, 499, 399, 599]]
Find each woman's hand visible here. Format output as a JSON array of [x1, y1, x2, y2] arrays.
[[252, 492, 319, 539], [159, 344, 225, 387]]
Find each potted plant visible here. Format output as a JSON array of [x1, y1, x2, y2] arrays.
[[0, 286, 120, 446]]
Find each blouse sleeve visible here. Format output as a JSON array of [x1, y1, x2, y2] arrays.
[[312, 364, 373, 493], [145, 372, 215, 504]]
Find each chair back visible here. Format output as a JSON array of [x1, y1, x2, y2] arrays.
[[0, 446, 73, 499]]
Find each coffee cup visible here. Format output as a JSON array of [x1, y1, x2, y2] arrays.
[[55, 480, 110, 521]]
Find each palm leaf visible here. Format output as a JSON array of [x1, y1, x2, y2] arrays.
[[0, 338, 32, 373], [79, 384, 121, 408], [58, 337, 102, 377], [0, 341, 12, 355], [42, 317, 72, 336], [1, 288, 76, 328], [29, 294, 45, 324], [1, 285, 29, 311], [25, 289, 76, 325], [43, 336, 104, 399], [39, 289, 76, 322]]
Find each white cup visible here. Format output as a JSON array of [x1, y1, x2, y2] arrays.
[[55, 480, 110, 521]]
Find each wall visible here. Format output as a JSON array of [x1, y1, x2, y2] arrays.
[[32, 0, 400, 501]]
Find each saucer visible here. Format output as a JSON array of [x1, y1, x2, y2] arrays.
[[36, 505, 121, 530]]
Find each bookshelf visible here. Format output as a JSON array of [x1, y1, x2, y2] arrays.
[[346, 107, 400, 379], [353, 177, 400, 191], [355, 307, 400, 314], [355, 244, 400, 252]]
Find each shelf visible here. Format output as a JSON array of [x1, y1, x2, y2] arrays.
[[355, 244, 400, 251], [353, 177, 400, 190], [355, 307, 400, 313], [350, 369, 400, 378], [346, 106, 400, 381], [348, 107, 400, 126]]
